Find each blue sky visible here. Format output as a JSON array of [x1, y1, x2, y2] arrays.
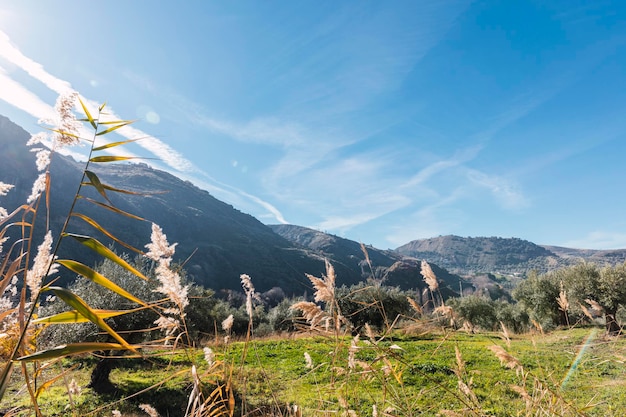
[[1, 1, 626, 249]]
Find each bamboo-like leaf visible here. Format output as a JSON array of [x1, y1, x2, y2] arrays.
[[81, 181, 148, 196], [70, 212, 143, 253], [78, 196, 145, 221], [95, 120, 134, 136], [89, 155, 138, 163], [56, 260, 147, 305], [99, 101, 106, 111], [35, 307, 144, 324], [63, 234, 148, 280], [47, 287, 136, 351], [48, 128, 80, 139], [17, 343, 135, 362], [93, 138, 142, 152], [84, 170, 111, 203], [79, 97, 97, 129], [97, 119, 131, 125], [35, 364, 79, 399], [99, 183, 147, 195]]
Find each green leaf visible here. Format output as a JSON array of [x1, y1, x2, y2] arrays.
[[93, 138, 142, 152], [47, 128, 80, 139], [70, 212, 143, 253], [63, 233, 148, 281], [97, 119, 130, 125], [56, 260, 147, 305], [35, 308, 144, 324], [89, 155, 138, 163], [79, 97, 97, 129], [84, 170, 111, 203], [47, 287, 136, 352], [96, 120, 134, 136], [78, 196, 145, 221], [17, 343, 136, 362]]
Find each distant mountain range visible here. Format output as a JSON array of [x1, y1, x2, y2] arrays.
[[395, 235, 626, 276], [2, 115, 625, 299]]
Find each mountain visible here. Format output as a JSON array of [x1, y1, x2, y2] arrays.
[[395, 235, 626, 276], [0, 115, 330, 295], [541, 245, 626, 266], [269, 225, 467, 297]]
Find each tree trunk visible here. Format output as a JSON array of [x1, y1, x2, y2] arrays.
[[605, 309, 621, 336], [88, 351, 115, 393]]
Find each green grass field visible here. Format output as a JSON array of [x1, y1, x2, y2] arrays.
[[4, 327, 626, 416]]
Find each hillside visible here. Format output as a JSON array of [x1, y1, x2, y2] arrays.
[[5, 114, 625, 298], [0, 115, 330, 294], [270, 224, 467, 297], [395, 235, 626, 276]]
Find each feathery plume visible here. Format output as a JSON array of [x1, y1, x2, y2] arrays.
[[26, 132, 47, 146], [454, 345, 465, 376], [585, 298, 603, 313], [530, 319, 544, 335], [0, 237, 7, 254], [487, 345, 522, 371], [364, 322, 375, 342], [32, 148, 51, 172], [153, 316, 179, 338], [203, 347, 215, 367], [500, 321, 511, 348], [222, 314, 234, 332], [139, 404, 160, 417], [291, 301, 328, 329], [421, 260, 438, 292], [578, 302, 594, 321], [407, 296, 422, 315], [146, 223, 189, 315], [27, 172, 47, 204], [240, 273, 258, 319], [27, 231, 57, 301], [306, 259, 335, 303], [111, 411, 122, 417], [68, 378, 81, 396], [145, 223, 177, 262], [304, 352, 313, 369], [153, 262, 188, 311], [0, 182, 13, 196], [348, 335, 359, 370], [556, 281, 569, 313], [52, 91, 81, 147]]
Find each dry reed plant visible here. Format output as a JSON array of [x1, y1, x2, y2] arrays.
[[0, 95, 234, 417]]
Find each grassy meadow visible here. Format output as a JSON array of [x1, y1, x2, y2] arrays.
[[4, 327, 626, 416], [4, 94, 626, 417]]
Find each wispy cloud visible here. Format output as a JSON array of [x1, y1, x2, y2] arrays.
[[562, 231, 626, 250], [466, 169, 529, 211], [0, 29, 289, 224], [0, 67, 55, 120]]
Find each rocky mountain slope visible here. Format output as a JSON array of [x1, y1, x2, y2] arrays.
[[0, 116, 330, 294], [269, 225, 468, 297], [396, 235, 626, 276], [4, 114, 624, 298]]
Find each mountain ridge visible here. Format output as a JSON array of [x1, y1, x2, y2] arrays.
[[3, 114, 625, 297]]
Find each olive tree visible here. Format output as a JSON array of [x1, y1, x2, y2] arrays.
[[513, 270, 563, 329], [562, 262, 626, 335]]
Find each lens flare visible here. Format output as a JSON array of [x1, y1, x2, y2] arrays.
[[561, 328, 598, 389]]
